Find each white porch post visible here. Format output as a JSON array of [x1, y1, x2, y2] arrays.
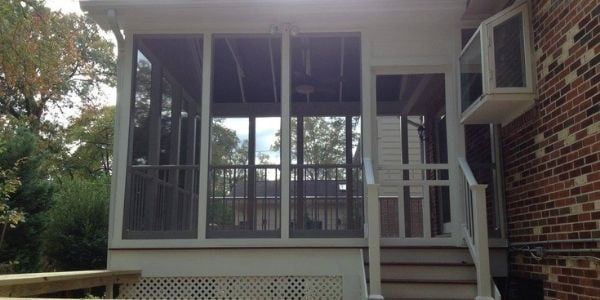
[[198, 34, 213, 239], [472, 185, 493, 299], [361, 32, 383, 300], [448, 25, 466, 246], [367, 182, 382, 299], [110, 35, 134, 246], [280, 29, 291, 239], [361, 40, 373, 159]]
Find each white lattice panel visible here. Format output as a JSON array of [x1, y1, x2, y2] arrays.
[[119, 276, 343, 299]]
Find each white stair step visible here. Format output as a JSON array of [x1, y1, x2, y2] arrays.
[[381, 279, 476, 299], [378, 247, 473, 264], [380, 263, 476, 281]]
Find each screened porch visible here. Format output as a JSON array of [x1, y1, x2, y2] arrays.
[[118, 32, 506, 245], [122, 33, 365, 240]]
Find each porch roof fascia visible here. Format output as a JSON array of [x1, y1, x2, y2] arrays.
[[80, 0, 467, 32], [80, 0, 466, 11]]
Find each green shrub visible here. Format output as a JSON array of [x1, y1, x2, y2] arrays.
[[44, 177, 109, 270]]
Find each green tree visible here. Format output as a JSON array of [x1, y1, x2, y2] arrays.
[[272, 116, 360, 179], [0, 122, 26, 251], [0, 1, 115, 271], [207, 119, 248, 227], [0, 0, 115, 132], [210, 119, 248, 166], [0, 118, 53, 272], [62, 106, 114, 178]]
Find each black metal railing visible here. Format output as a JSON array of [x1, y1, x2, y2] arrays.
[[124, 163, 364, 239], [290, 164, 364, 237], [124, 165, 199, 239], [207, 164, 281, 238]]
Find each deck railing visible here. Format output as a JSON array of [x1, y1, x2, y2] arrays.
[[378, 163, 450, 240], [290, 163, 363, 237], [458, 157, 498, 300], [207, 164, 281, 238], [0, 270, 140, 298], [124, 165, 199, 239]]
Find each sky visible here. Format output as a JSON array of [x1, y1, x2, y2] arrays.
[[45, 0, 81, 14], [218, 117, 281, 164]]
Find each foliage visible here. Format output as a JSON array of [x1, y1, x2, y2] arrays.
[[272, 117, 360, 164], [272, 116, 360, 180], [44, 176, 109, 271], [63, 106, 114, 178], [210, 118, 249, 166], [207, 201, 235, 228], [0, 121, 26, 250], [0, 0, 115, 131], [40, 106, 114, 271], [0, 118, 53, 272], [0, 0, 115, 272], [41, 107, 113, 271]]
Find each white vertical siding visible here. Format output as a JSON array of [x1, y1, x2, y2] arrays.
[[377, 116, 423, 197]]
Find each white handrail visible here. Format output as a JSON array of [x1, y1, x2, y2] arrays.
[[359, 249, 369, 300], [458, 157, 497, 300], [458, 157, 479, 187], [363, 158, 383, 300], [378, 163, 450, 169]]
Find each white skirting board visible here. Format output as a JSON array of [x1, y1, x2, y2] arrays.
[[109, 248, 365, 299]]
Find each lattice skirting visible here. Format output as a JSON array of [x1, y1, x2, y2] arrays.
[[118, 276, 343, 299]]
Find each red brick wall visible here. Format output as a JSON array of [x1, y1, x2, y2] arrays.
[[465, 124, 500, 236], [501, 0, 600, 299]]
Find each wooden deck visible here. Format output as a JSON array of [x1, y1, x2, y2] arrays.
[[0, 270, 140, 298]]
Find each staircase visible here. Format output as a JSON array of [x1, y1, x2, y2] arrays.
[[366, 246, 477, 299]]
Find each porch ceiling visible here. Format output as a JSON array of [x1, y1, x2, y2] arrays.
[[462, 0, 511, 21], [142, 37, 203, 100], [376, 74, 445, 116]]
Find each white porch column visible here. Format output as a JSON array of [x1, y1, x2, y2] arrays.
[[198, 34, 213, 239], [472, 185, 493, 299], [110, 35, 134, 246], [448, 25, 466, 246], [360, 32, 374, 160], [361, 32, 383, 300], [280, 29, 291, 239]]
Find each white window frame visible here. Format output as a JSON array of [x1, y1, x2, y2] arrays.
[[486, 1, 534, 95], [459, 0, 535, 123]]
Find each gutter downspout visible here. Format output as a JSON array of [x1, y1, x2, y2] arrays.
[[105, 8, 124, 268]]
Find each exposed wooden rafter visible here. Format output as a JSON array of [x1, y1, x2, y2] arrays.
[[225, 38, 247, 102], [338, 37, 345, 102], [189, 39, 203, 84], [268, 38, 278, 102]]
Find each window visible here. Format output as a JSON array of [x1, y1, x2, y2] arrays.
[[460, 35, 483, 112], [289, 33, 363, 237], [131, 51, 152, 165], [124, 36, 203, 239], [459, 2, 534, 125], [208, 35, 282, 238], [493, 13, 526, 88]]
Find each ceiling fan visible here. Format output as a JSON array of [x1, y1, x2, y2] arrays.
[[293, 37, 343, 99]]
